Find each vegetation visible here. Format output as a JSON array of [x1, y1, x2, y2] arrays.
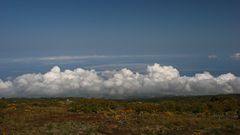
[[0, 94, 239, 135]]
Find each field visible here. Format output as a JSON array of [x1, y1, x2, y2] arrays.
[[0, 94, 239, 135]]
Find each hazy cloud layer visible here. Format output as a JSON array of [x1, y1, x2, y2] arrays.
[[0, 63, 239, 98], [208, 54, 218, 59], [6, 55, 190, 64]]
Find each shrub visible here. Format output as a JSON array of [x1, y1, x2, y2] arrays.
[[0, 100, 7, 109], [0, 112, 5, 123], [67, 99, 118, 113]]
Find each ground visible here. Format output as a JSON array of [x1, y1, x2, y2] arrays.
[[0, 94, 240, 135]]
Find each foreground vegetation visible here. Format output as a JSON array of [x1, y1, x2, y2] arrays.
[[0, 94, 239, 135]]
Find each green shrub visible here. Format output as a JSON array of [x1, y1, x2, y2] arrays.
[[67, 99, 118, 113], [32, 102, 48, 107], [0, 112, 5, 123], [0, 100, 7, 109]]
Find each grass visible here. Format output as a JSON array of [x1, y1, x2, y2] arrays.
[[0, 94, 239, 135]]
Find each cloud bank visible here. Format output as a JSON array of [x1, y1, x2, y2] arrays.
[[0, 63, 239, 98]]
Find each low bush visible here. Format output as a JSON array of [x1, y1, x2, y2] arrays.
[[0, 100, 7, 109]]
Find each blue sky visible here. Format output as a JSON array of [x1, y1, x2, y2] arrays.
[[0, 0, 240, 78]]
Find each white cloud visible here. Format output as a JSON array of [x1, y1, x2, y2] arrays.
[[208, 54, 218, 59], [37, 55, 108, 61], [0, 63, 239, 98], [7, 54, 190, 64], [231, 53, 240, 60]]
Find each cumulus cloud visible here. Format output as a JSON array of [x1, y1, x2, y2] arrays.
[[0, 63, 239, 98], [231, 53, 240, 60]]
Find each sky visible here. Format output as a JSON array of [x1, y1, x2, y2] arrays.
[[0, 0, 240, 97]]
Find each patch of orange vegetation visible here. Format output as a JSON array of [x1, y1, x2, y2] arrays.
[[6, 104, 17, 111]]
